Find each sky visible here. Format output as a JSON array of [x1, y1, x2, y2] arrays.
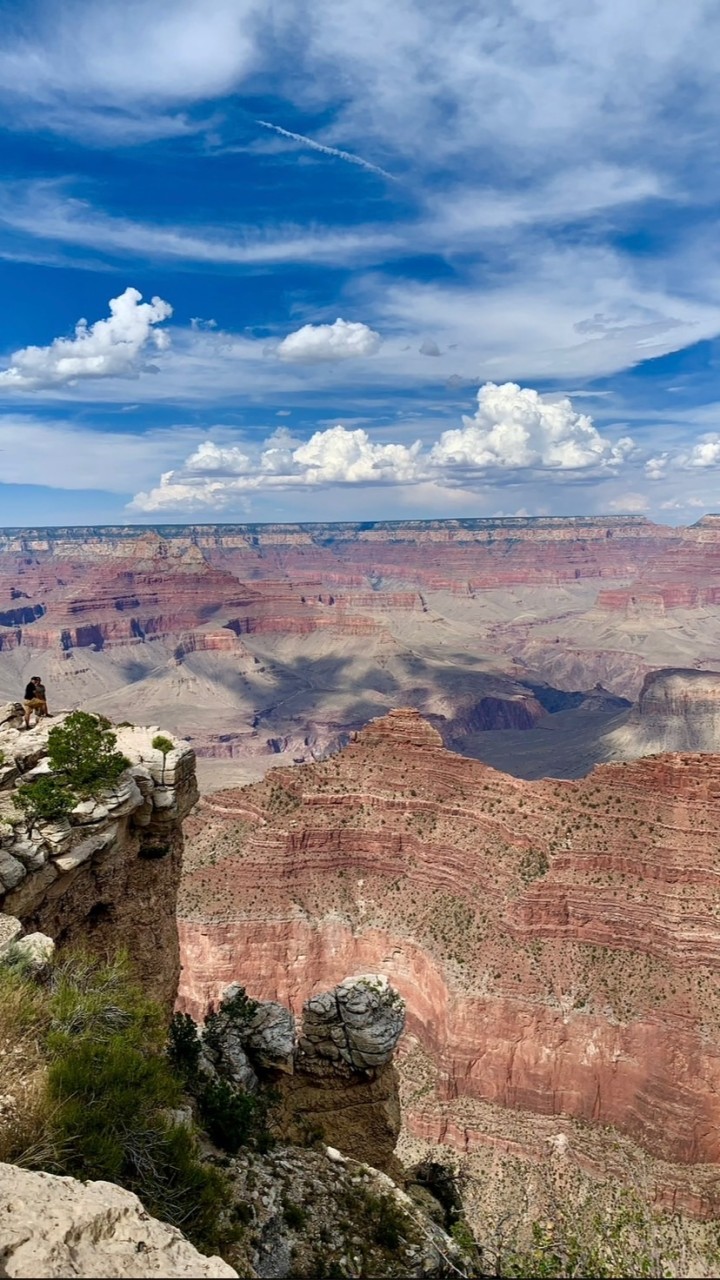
[[1, 1, 720, 527]]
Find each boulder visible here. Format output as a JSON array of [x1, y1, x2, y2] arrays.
[[0, 850, 26, 892], [243, 999, 297, 1072], [0, 1161, 238, 1278], [5, 930, 55, 976], [0, 702, 23, 730], [301, 975, 405, 1071]]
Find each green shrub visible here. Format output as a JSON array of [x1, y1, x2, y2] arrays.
[[47, 711, 130, 796], [283, 1200, 308, 1230], [203, 985, 259, 1057], [38, 951, 237, 1257], [168, 1012, 202, 1084], [196, 1077, 264, 1154], [12, 776, 75, 825]]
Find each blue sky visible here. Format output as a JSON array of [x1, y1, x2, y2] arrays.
[[1, 0, 720, 526]]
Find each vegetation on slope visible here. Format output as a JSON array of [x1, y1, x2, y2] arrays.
[[0, 950, 241, 1257]]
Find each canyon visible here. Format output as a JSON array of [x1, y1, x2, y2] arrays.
[[0, 515, 718, 787], [178, 704, 720, 1241]]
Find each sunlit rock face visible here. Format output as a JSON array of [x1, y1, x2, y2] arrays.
[[178, 706, 720, 1218]]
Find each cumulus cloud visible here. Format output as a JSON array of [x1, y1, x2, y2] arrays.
[[0, 288, 172, 390], [430, 382, 634, 473], [129, 380, 634, 512], [276, 318, 381, 363], [646, 434, 720, 478], [130, 423, 425, 510]]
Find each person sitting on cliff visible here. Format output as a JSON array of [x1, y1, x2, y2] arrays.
[[22, 676, 50, 729]]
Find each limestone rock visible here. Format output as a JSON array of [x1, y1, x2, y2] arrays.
[[0, 715, 197, 1013], [203, 1021, 259, 1093], [5, 930, 55, 975], [301, 975, 405, 1071], [220, 987, 296, 1071], [0, 913, 22, 957], [0, 1161, 238, 1277], [0, 702, 23, 730]]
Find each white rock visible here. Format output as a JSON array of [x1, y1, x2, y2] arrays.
[[152, 786, 177, 810], [100, 775, 143, 818], [54, 824, 117, 873], [132, 797, 154, 827], [0, 914, 23, 957], [36, 819, 72, 853], [22, 758, 53, 781], [0, 702, 23, 729], [0, 1161, 238, 1277], [128, 764, 154, 796], [5, 931, 55, 974], [8, 839, 47, 872], [0, 763, 18, 789], [71, 798, 110, 825]]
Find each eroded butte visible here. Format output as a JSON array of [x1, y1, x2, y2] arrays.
[[179, 707, 720, 1218]]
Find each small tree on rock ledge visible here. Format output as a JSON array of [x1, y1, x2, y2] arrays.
[[151, 735, 174, 787], [47, 711, 130, 797]]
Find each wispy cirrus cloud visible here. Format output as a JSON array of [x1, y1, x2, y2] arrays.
[[0, 181, 402, 267]]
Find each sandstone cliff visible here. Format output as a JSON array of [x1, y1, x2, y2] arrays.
[[0, 704, 197, 1009], [178, 707, 720, 1223]]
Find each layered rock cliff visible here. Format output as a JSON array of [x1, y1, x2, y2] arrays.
[[604, 667, 720, 757], [178, 708, 720, 1220], [0, 704, 197, 1009]]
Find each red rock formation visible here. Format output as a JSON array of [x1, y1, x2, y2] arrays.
[[0, 514, 712, 680], [177, 709, 720, 1208]]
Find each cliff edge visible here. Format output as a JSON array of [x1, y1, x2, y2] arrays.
[[0, 704, 198, 1010]]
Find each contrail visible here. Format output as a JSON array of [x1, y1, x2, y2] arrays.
[[256, 120, 396, 181]]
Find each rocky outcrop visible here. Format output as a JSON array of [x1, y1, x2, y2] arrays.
[[222, 1143, 466, 1279], [200, 975, 406, 1173], [604, 667, 720, 756], [178, 707, 720, 1218], [0, 1162, 237, 1278], [0, 706, 198, 1010]]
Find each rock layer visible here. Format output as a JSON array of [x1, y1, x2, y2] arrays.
[[179, 708, 720, 1212]]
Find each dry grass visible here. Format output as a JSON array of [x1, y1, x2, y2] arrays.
[[0, 965, 51, 1164]]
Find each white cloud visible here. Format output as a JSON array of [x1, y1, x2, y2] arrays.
[[276, 318, 381, 363], [129, 380, 633, 511], [606, 492, 650, 512], [0, 288, 172, 390], [130, 422, 425, 510], [0, 0, 264, 135], [646, 433, 720, 478], [0, 182, 402, 268], [430, 382, 634, 473]]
